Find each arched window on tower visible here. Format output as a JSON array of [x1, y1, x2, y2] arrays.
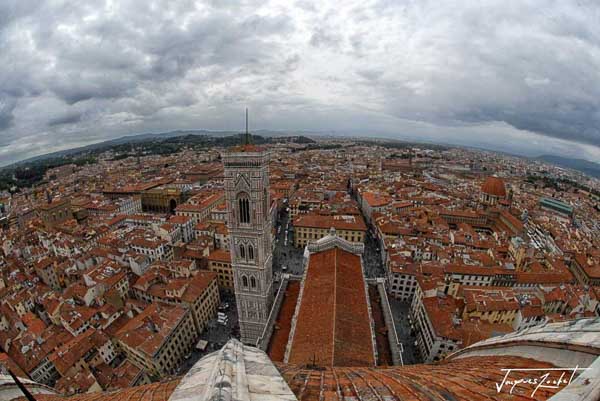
[[250, 277, 256, 288], [242, 276, 248, 287], [237, 193, 250, 224], [248, 245, 254, 260], [239, 244, 246, 259]]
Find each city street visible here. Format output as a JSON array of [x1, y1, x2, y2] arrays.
[[364, 228, 419, 364], [175, 292, 239, 375], [389, 299, 421, 365], [363, 230, 385, 278], [272, 210, 305, 276]]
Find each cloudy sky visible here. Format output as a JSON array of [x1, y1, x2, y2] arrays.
[[1, 0, 600, 166]]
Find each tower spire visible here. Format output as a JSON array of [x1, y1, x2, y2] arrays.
[[244, 108, 250, 145], [223, 114, 273, 344]]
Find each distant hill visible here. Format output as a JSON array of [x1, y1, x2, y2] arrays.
[[7, 129, 319, 168], [534, 155, 600, 178], [0, 131, 322, 191]]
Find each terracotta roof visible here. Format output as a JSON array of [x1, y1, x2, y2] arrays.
[[421, 294, 513, 346], [287, 247, 375, 367], [481, 176, 507, 197], [574, 253, 600, 279], [207, 249, 231, 263], [279, 355, 562, 401], [22, 312, 46, 336], [368, 285, 393, 366], [462, 287, 520, 313], [18, 355, 564, 401], [9, 330, 73, 373], [267, 281, 301, 362], [115, 303, 188, 357], [96, 360, 143, 390], [231, 144, 265, 152], [293, 213, 367, 232], [181, 271, 217, 303], [15, 379, 181, 401], [361, 191, 392, 207], [49, 329, 109, 375], [169, 215, 192, 224]]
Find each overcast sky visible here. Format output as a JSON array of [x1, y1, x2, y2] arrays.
[[1, 0, 600, 166]]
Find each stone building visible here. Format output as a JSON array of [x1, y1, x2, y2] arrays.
[[223, 137, 274, 344], [141, 187, 186, 214], [39, 198, 72, 228]]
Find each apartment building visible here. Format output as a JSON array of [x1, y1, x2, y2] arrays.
[[115, 304, 197, 377], [206, 249, 234, 291], [131, 270, 220, 335], [293, 213, 367, 248], [131, 237, 173, 261]]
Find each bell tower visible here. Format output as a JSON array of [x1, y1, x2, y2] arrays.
[[223, 110, 273, 344]]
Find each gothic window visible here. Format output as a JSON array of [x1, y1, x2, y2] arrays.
[[242, 275, 248, 287], [250, 277, 256, 288], [239, 244, 246, 259], [237, 193, 250, 224], [248, 245, 254, 260]]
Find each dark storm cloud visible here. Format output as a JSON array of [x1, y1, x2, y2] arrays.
[[49, 72, 138, 105], [0, 95, 16, 131], [0, 0, 599, 166], [47, 111, 82, 127]]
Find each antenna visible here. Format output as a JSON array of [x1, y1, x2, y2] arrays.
[[244, 108, 250, 145]]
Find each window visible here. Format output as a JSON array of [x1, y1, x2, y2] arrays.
[[237, 193, 250, 224], [250, 277, 256, 288], [239, 244, 246, 259], [242, 276, 248, 287], [248, 245, 254, 260]]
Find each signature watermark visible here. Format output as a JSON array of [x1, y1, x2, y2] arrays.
[[495, 367, 589, 398]]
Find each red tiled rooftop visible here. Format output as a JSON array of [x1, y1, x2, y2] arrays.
[[267, 280, 300, 362], [15, 379, 181, 401], [115, 303, 187, 357], [293, 213, 367, 232], [287, 247, 375, 367], [231, 144, 265, 153], [481, 176, 507, 197], [574, 253, 600, 279], [17, 355, 566, 401], [368, 285, 393, 366], [361, 191, 392, 207], [207, 249, 231, 263], [279, 355, 563, 401]]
